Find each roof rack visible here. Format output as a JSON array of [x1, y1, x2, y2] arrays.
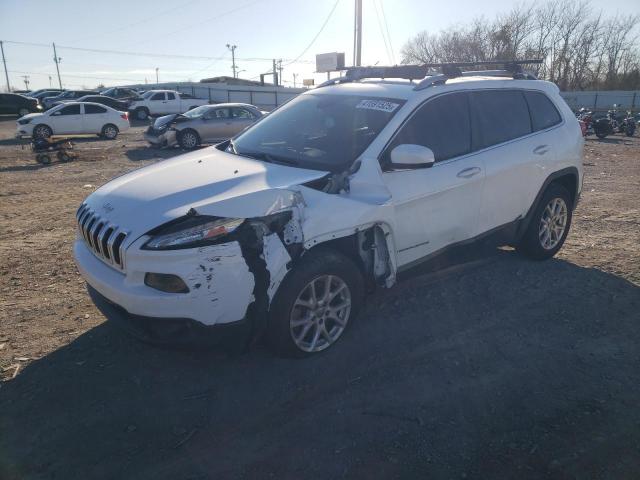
[[316, 59, 543, 90]]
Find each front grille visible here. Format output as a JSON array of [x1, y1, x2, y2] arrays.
[[76, 203, 128, 270]]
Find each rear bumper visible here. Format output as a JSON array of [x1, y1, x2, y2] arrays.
[[88, 285, 252, 347]]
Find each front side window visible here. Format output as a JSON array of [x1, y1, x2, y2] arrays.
[[383, 92, 471, 165], [214, 108, 230, 119], [150, 92, 165, 101], [84, 104, 107, 114], [232, 93, 405, 172], [470, 90, 532, 149], [524, 91, 562, 131], [59, 104, 81, 115]]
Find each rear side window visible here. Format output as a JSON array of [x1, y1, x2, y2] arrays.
[[232, 108, 254, 119], [84, 104, 107, 114], [524, 91, 562, 131], [167, 92, 175, 100], [385, 92, 471, 163], [59, 104, 81, 115], [150, 92, 164, 101], [470, 90, 531, 149]]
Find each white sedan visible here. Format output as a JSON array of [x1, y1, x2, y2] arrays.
[[16, 102, 130, 140]]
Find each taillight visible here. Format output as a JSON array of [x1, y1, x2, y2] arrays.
[[121, 112, 128, 120]]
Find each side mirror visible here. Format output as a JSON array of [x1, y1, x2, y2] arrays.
[[390, 144, 435, 169], [51, 111, 61, 116]]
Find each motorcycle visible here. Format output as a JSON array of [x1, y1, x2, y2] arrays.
[[576, 108, 594, 136], [606, 105, 635, 137]]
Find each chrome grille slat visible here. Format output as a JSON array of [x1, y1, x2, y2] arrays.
[[76, 203, 127, 271]]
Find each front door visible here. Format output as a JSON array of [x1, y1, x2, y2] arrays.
[[382, 92, 485, 268], [50, 104, 83, 134]]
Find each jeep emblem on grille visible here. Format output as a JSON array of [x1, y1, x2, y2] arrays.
[[102, 202, 114, 213]]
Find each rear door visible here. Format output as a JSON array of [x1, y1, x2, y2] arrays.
[[50, 104, 83, 134], [382, 91, 485, 267], [165, 92, 181, 113], [229, 107, 256, 135], [469, 89, 558, 233], [83, 104, 109, 133]]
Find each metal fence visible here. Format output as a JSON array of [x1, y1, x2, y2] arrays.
[[560, 90, 640, 112]]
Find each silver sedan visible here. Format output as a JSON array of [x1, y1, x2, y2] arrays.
[[144, 103, 264, 149]]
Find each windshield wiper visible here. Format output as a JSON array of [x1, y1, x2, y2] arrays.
[[237, 150, 299, 166]]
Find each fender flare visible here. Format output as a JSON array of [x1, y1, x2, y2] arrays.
[[516, 166, 580, 241]]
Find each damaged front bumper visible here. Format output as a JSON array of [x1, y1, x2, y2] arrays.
[[74, 237, 256, 329], [144, 127, 176, 147], [87, 285, 252, 347]]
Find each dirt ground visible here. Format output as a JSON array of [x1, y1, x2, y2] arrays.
[[0, 115, 639, 479]]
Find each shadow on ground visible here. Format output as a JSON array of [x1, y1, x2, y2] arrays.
[[1, 250, 639, 480]]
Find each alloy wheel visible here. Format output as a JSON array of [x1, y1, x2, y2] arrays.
[[539, 197, 568, 250], [182, 132, 197, 148], [104, 126, 117, 139], [289, 274, 351, 353]]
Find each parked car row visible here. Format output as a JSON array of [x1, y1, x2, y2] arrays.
[[14, 88, 266, 148]]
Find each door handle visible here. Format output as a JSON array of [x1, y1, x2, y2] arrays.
[[456, 167, 481, 178], [533, 144, 549, 155]]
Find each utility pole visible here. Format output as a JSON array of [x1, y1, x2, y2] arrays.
[[277, 59, 283, 86], [227, 44, 237, 78], [21, 75, 30, 90], [293, 73, 298, 88], [0, 41, 10, 92], [155, 67, 159, 84], [52, 43, 62, 89], [48, 75, 52, 87], [272, 59, 278, 86], [353, 0, 362, 66]]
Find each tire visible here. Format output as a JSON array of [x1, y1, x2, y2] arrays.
[[33, 124, 53, 139], [516, 183, 573, 260], [178, 129, 200, 149], [36, 154, 51, 165], [57, 151, 72, 162], [18, 107, 30, 117], [135, 108, 149, 120], [626, 124, 635, 137], [267, 248, 364, 357], [595, 129, 608, 139], [101, 124, 119, 140]]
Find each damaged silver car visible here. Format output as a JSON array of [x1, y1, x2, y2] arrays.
[[144, 103, 264, 150]]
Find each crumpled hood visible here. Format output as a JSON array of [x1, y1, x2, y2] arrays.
[[82, 147, 328, 241], [153, 114, 179, 129]]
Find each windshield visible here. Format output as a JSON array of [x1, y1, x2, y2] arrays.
[[58, 91, 74, 98], [101, 88, 115, 96], [231, 93, 405, 172], [141, 91, 155, 99], [182, 105, 210, 119]]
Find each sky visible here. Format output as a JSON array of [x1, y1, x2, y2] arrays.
[[0, 0, 638, 91]]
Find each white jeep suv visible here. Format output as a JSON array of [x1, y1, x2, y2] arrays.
[[74, 62, 583, 356]]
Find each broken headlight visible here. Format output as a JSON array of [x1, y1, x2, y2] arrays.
[[142, 216, 244, 250]]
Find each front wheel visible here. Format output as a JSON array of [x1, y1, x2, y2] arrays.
[[33, 124, 52, 139], [517, 183, 573, 260], [625, 124, 635, 137], [267, 249, 364, 357], [178, 129, 200, 149]]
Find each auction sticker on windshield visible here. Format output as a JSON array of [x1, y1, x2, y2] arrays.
[[356, 99, 400, 113]]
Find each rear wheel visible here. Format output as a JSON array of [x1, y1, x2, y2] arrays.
[[178, 129, 200, 149], [101, 124, 119, 140], [517, 183, 572, 260], [33, 124, 52, 139], [625, 124, 635, 137], [36, 154, 51, 165], [267, 248, 364, 357]]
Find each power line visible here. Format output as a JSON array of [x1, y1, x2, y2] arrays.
[[372, 0, 393, 64], [378, 0, 396, 64], [283, 0, 342, 67], [0, 39, 314, 64]]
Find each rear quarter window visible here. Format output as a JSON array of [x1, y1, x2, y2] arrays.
[[524, 91, 562, 131], [470, 90, 532, 149]]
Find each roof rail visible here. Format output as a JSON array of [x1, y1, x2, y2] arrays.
[[315, 59, 542, 89]]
